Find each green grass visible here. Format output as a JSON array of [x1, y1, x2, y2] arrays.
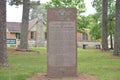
[[0, 47, 120, 80], [77, 49, 120, 80]]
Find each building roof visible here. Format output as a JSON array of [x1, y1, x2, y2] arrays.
[[29, 18, 38, 30], [7, 18, 38, 33], [7, 22, 21, 33]]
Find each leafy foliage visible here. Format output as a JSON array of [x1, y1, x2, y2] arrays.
[[77, 16, 89, 33], [29, 1, 40, 8], [90, 0, 116, 40], [8, 0, 40, 8], [8, 0, 23, 5], [87, 14, 102, 40], [107, 0, 116, 34], [29, 4, 46, 20], [45, 0, 86, 17]]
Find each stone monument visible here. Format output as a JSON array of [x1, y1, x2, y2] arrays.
[[47, 8, 77, 77]]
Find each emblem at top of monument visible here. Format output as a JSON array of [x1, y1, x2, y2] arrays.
[[55, 9, 67, 20], [58, 9, 66, 16]]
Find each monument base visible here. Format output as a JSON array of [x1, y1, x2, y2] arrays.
[[47, 66, 77, 77], [26, 73, 95, 80]]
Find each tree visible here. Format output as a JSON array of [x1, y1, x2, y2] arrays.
[[92, 0, 115, 49], [87, 14, 102, 40], [113, 0, 120, 56], [0, 0, 8, 67], [19, 0, 30, 50], [77, 16, 89, 33], [8, 0, 39, 50], [93, 0, 108, 50], [29, 3, 46, 20], [102, 0, 108, 50], [108, 0, 116, 49]]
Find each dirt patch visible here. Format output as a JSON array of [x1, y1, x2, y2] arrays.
[[27, 73, 96, 80], [109, 56, 120, 59], [7, 48, 39, 53], [7, 48, 16, 51], [7, 48, 17, 54]]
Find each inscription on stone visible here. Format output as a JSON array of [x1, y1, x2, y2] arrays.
[[48, 21, 76, 66], [47, 8, 77, 77]]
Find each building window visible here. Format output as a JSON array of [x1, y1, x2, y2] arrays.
[[82, 33, 88, 41], [15, 33, 20, 39], [31, 32, 34, 39]]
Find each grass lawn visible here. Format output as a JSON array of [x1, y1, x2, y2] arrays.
[[0, 47, 120, 80]]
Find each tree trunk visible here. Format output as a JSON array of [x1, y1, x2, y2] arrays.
[[113, 0, 120, 56], [0, 0, 8, 67], [20, 0, 30, 50], [102, 0, 108, 50], [110, 34, 113, 49]]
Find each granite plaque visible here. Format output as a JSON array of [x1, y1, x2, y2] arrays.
[[47, 8, 77, 77]]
